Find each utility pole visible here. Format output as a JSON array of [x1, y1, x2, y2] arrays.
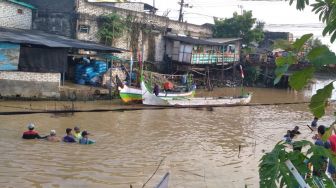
[[178, 0, 192, 22], [152, 0, 156, 14], [178, 0, 184, 22], [238, 5, 243, 15]]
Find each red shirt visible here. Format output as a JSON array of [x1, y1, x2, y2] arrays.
[[328, 134, 336, 152], [22, 130, 41, 139]]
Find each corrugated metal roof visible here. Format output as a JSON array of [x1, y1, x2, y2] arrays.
[[165, 35, 241, 46], [205, 38, 241, 44], [0, 27, 125, 53], [7, 0, 36, 9], [165, 35, 220, 46]]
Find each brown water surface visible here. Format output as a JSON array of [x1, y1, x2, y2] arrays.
[[0, 86, 335, 188]]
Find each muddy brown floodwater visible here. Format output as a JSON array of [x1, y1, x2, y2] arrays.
[[0, 85, 335, 188]]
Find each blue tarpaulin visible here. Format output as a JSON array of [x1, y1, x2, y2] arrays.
[[0, 42, 19, 71]]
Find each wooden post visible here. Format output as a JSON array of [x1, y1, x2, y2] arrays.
[[264, 65, 269, 86]]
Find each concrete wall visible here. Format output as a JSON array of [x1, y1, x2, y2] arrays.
[[0, 1, 32, 29], [0, 71, 61, 98], [76, 0, 213, 62], [99, 2, 144, 12], [32, 11, 75, 37], [21, 0, 76, 37], [77, 0, 212, 37]]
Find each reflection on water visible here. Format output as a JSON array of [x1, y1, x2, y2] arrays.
[[0, 84, 335, 188]]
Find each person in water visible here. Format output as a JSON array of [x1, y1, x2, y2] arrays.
[[153, 84, 160, 96], [63, 128, 76, 143], [311, 125, 329, 177], [291, 126, 301, 135], [73, 126, 82, 140], [79, 131, 95, 145], [311, 117, 319, 128], [22, 123, 47, 139], [283, 130, 295, 143], [46, 130, 60, 142]]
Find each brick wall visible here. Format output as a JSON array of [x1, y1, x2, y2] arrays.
[[0, 71, 61, 98], [0, 71, 60, 83], [0, 1, 32, 29]]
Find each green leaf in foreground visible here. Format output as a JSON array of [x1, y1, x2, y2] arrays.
[[274, 64, 290, 85], [307, 46, 330, 61], [275, 56, 296, 67], [293, 33, 313, 52], [309, 82, 334, 118], [289, 66, 315, 90], [309, 47, 336, 67]]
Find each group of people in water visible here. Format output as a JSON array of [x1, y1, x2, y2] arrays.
[[282, 117, 336, 179], [22, 123, 95, 145]]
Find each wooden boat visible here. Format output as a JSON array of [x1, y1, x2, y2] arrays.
[[141, 81, 252, 107], [118, 84, 195, 103]]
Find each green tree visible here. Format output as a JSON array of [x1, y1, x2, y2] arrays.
[[260, 0, 336, 187], [97, 13, 126, 46], [213, 10, 265, 45]]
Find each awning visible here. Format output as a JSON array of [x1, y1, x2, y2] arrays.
[[0, 27, 126, 53]]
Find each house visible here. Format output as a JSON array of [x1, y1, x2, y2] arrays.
[[86, 1, 158, 14], [19, 0, 213, 64], [165, 35, 241, 65], [259, 31, 293, 49], [0, 0, 35, 30], [0, 27, 123, 99]]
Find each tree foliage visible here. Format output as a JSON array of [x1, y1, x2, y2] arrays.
[[259, 140, 336, 188], [97, 13, 126, 46], [213, 10, 264, 45], [272, 33, 336, 118], [260, 1, 336, 187]]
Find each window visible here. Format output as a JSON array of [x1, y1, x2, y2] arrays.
[[78, 25, 90, 34], [17, 9, 23, 14]]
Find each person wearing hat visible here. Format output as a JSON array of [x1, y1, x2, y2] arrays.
[[46, 130, 60, 142], [79, 131, 95, 145], [73, 126, 82, 140], [22, 123, 47, 139], [63, 128, 76, 143]]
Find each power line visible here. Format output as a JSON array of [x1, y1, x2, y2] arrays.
[[178, 0, 193, 22]]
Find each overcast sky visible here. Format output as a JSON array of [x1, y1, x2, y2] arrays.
[[131, 0, 335, 51], [133, 0, 321, 25]]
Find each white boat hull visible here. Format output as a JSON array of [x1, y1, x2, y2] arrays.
[[141, 81, 252, 107], [119, 84, 195, 103]]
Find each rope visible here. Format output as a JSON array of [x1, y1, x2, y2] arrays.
[[0, 101, 314, 116], [190, 69, 206, 76]]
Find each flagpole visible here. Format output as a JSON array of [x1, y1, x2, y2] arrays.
[[129, 54, 133, 86], [239, 65, 245, 96]]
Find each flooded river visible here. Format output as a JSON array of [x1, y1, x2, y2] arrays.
[[0, 84, 335, 188]]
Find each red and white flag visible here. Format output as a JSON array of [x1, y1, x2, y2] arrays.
[[239, 65, 244, 79]]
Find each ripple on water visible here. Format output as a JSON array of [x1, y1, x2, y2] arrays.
[[0, 91, 335, 187]]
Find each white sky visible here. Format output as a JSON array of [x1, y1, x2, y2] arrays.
[[133, 0, 321, 25], [132, 0, 336, 51]]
